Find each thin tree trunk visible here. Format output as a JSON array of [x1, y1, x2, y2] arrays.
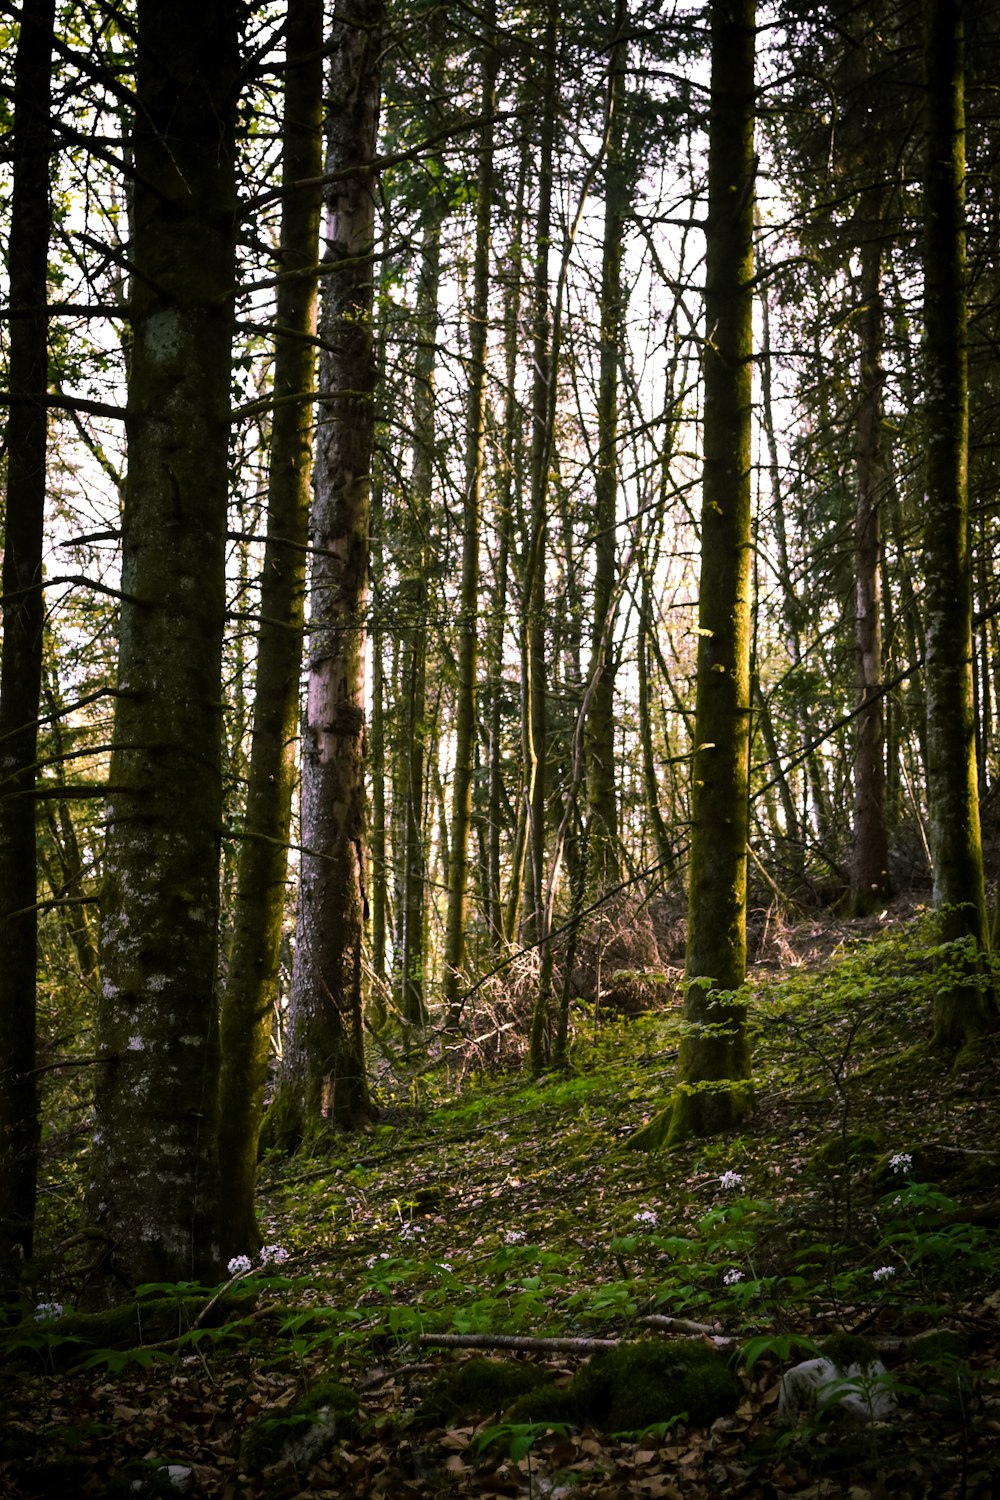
[[921, 0, 997, 1051], [849, 197, 892, 915], [584, 0, 627, 895], [217, 0, 323, 1256], [265, 0, 382, 1145], [90, 0, 238, 1297], [399, 199, 442, 1030], [527, 0, 559, 1072], [0, 0, 55, 1281], [444, 11, 497, 1025]]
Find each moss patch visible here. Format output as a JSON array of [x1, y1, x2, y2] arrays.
[[417, 1358, 550, 1427], [240, 1379, 359, 1470], [506, 1339, 740, 1434]]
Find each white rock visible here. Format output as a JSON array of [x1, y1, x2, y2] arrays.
[[778, 1357, 896, 1425], [159, 1466, 194, 1493]]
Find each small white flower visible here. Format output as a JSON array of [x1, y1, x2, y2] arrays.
[[260, 1244, 289, 1266], [366, 1252, 391, 1268], [719, 1171, 744, 1192], [503, 1230, 525, 1244], [723, 1269, 744, 1285], [227, 1254, 252, 1275], [892, 1194, 903, 1207], [438, 1261, 454, 1272], [873, 1265, 896, 1282], [34, 1302, 63, 1322], [399, 1222, 425, 1241], [889, 1153, 913, 1174], [633, 1209, 658, 1227]]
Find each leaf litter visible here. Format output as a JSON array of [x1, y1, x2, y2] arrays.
[[2, 903, 1000, 1498]]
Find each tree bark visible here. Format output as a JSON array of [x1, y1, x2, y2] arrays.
[[632, 0, 756, 1148], [443, 5, 497, 1026], [921, 0, 997, 1052], [0, 0, 55, 1282], [90, 0, 238, 1296], [265, 0, 382, 1145], [217, 0, 324, 1258], [849, 198, 892, 915], [584, 0, 628, 896]]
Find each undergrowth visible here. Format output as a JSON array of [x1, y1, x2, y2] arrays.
[[3, 906, 999, 1498]]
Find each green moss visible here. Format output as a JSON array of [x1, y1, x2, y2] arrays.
[[813, 1131, 881, 1170], [240, 1379, 358, 1470], [506, 1339, 740, 1434], [2, 1288, 259, 1372], [417, 1358, 549, 1426], [907, 1329, 969, 1364], [820, 1335, 880, 1374]]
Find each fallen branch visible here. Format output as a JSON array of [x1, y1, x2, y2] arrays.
[[418, 1332, 619, 1354]]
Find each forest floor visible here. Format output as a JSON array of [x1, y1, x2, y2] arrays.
[[2, 899, 1000, 1499]]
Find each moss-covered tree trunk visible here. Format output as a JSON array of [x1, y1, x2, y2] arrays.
[[399, 196, 443, 1032], [632, 0, 756, 1150], [265, 0, 382, 1146], [443, 11, 497, 1027], [0, 0, 55, 1284], [921, 0, 997, 1051], [90, 0, 238, 1296], [217, 0, 323, 1258]]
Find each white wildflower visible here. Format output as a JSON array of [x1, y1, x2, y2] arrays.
[[723, 1269, 744, 1285], [633, 1209, 658, 1227], [260, 1244, 289, 1266], [503, 1230, 525, 1244], [873, 1265, 896, 1282], [719, 1170, 744, 1191], [227, 1254, 252, 1275], [34, 1302, 63, 1322], [889, 1153, 913, 1174], [399, 1222, 425, 1241]]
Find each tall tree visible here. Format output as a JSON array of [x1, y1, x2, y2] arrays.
[[0, 0, 55, 1284], [443, 4, 497, 1025], [265, 0, 382, 1144], [584, 0, 628, 895], [921, 0, 997, 1052], [89, 0, 239, 1295], [632, 0, 756, 1148], [217, 0, 324, 1257]]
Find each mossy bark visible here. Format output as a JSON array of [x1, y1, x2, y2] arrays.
[[217, 0, 323, 1258], [90, 0, 238, 1296], [265, 0, 382, 1146], [660, 0, 756, 1146], [921, 0, 997, 1051], [0, 0, 55, 1282]]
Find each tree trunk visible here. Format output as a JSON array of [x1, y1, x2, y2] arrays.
[[90, 0, 238, 1297], [265, 0, 382, 1146], [849, 197, 892, 915], [444, 7, 497, 1025], [399, 202, 442, 1031], [921, 0, 997, 1052], [0, 0, 55, 1283], [217, 0, 323, 1257], [632, 0, 756, 1148], [584, 0, 627, 895]]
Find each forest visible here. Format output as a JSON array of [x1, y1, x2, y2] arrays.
[[1, 0, 999, 1494]]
